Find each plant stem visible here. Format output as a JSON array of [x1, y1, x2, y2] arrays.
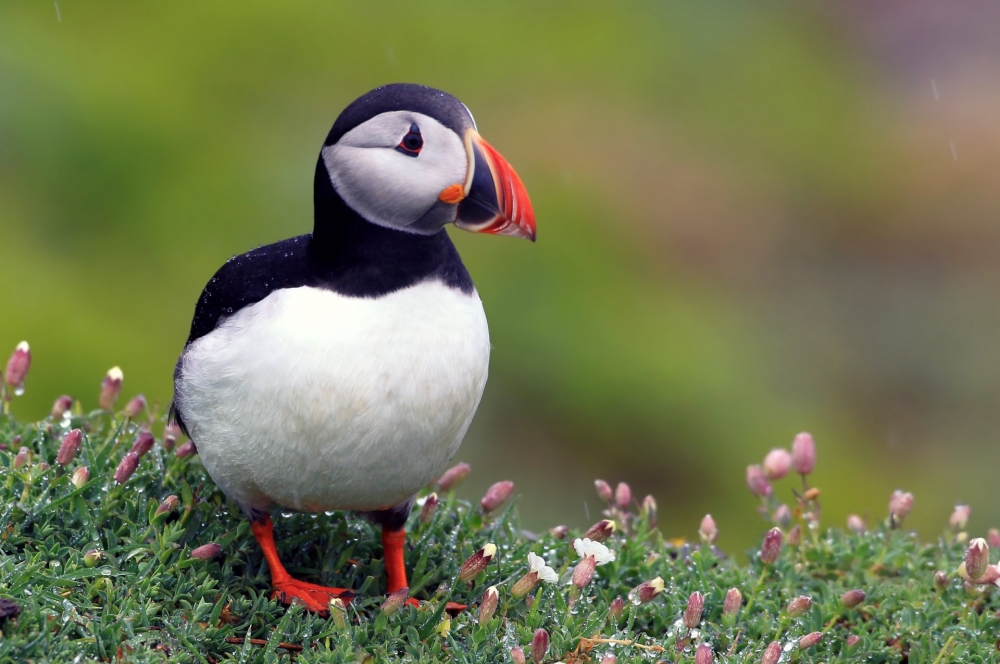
[[932, 636, 956, 664], [742, 568, 769, 616]]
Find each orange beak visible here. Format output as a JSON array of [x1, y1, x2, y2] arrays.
[[452, 130, 536, 241]]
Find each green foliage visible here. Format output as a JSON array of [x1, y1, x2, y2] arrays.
[[2, 1, 932, 549], [0, 409, 996, 663]]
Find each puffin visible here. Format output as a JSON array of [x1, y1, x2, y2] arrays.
[[170, 83, 535, 613]]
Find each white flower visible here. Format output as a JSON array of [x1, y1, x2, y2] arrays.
[[527, 552, 558, 583], [573, 538, 615, 565]]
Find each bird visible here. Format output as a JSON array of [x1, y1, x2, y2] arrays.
[[170, 83, 535, 613]]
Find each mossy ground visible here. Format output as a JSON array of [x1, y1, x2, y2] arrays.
[[0, 405, 996, 663]]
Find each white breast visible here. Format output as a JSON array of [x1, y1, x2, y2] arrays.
[[174, 280, 490, 513]]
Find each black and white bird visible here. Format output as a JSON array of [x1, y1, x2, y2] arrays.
[[171, 83, 535, 612]]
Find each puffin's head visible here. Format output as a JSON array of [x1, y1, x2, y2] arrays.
[[320, 83, 535, 241]]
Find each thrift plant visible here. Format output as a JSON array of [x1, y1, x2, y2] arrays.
[[1, 345, 999, 662]]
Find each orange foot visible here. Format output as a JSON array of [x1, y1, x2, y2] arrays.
[[252, 516, 355, 615], [272, 579, 354, 613]]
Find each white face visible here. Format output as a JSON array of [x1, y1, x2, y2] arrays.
[[322, 111, 468, 234]]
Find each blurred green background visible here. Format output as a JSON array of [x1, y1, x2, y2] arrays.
[[3, 1, 1000, 550]]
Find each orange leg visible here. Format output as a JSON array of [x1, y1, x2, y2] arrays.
[[382, 527, 421, 607], [252, 516, 353, 613]]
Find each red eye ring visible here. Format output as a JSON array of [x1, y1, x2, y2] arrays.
[[395, 123, 423, 157]]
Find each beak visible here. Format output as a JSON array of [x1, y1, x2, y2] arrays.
[[453, 130, 536, 241]]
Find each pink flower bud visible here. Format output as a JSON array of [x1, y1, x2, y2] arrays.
[[683, 591, 704, 628], [699, 514, 717, 544], [760, 527, 783, 564], [933, 570, 948, 590], [641, 495, 657, 523], [791, 432, 816, 475], [762, 448, 792, 480], [190, 542, 221, 560], [71, 466, 90, 488], [723, 587, 742, 616], [56, 429, 83, 466], [609, 596, 625, 620], [4, 341, 30, 391], [511, 647, 526, 664], [695, 643, 713, 664], [847, 514, 866, 533], [511, 570, 540, 599], [973, 562, 998, 585], [841, 589, 866, 607], [437, 462, 471, 490], [965, 538, 989, 582], [889, 490, 914, 523], [477, 585, 499, 624], [478, 586, 502, 618], [114, 451, 140, 484], [745, 464, 773, 498], [582, 519, 616, 543], [629, 576, 664, 604], [83, 549, 102, 567], [123, 395, 147, 418], [985, 563, 1000, 583], [51, 395, 73, 419], [39, 462, 49, 472], [989, 529, 1000, 549], [481, 480, 514, 512], [380, 587, 409, 615], [787, 525, 801, 546], [786, 595, 812, 618], [175, 440, 196, 458], [846, 635, 860, 647], [130, 430, 155, 457], [773, 504, 791, 529], [420, 492, 439, 523], [13, 446, 29, 469], [761, 641, 782, 664], [458, 543, 496, 582], [614, 482, 631, 509], [530, 628, 549, 663], [600, 657, 618, 664], [99, 367, 123, 410], [949, 504, 970, 531], [594, 479, 613, 502], [799, 632, 823, 649], [163, 422, 180, 451], [550, 525, 568, 539], [155, 494, 179, 518], [573, 554, 597, 588]]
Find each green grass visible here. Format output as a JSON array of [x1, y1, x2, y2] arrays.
[[0, 402, 996, 663]]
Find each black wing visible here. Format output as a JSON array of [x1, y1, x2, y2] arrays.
[[184, 234, 314, 346], [170, 234, 313, 435]]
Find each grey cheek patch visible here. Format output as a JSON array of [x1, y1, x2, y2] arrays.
[[408, 200, 458, 234]]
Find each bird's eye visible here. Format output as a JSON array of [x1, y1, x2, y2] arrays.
[[395, 123, 423, 157]]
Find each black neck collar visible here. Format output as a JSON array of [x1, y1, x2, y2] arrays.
[[309, 159, 473, 296]]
